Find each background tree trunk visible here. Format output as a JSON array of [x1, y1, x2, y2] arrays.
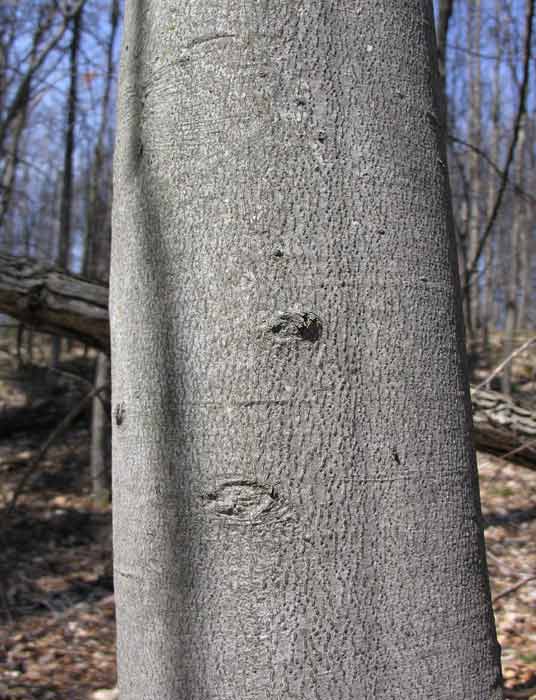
[[501, 118, 526, 395], [465, 1, 483, 342], [83, 0, 117, 501], [482, 0, 503, 354], [111, 2, 501, 699], [56, 5, 82, 270], [52, 5, 82, 368], [90, 352, 111, 501], [518, 116, 536, 328], [436, 0, 454, 112], [0, 106, 28, 236]]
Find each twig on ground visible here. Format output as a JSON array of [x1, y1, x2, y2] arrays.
[[3, 384, 108, 516], [486, 550, 517, 578], [498, 439, 536, 462], [493, 574, 536, 604], [44, 364, 95, 389], [44, 364, 110, 411], [479, 437, 536, 476], [475, 336, 536, 391], [503, 685, 536, 699]]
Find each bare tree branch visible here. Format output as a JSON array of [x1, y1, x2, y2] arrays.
[[475, 335, 536, 390], [0, 1, 86, 152], [493, 574, 536, 604], [4, 382, 108, 515], [449, 134, 536, 206], [464, 0, 535, 292]]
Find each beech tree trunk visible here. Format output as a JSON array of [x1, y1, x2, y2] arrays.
[[122, 2, 502, 697]]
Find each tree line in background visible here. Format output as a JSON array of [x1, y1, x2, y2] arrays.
[[0, 0, 535, 499]]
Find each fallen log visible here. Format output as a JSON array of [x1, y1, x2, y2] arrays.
[[471, 387, 536, 470], [1, 253, 536, 470], [0, 253, 109, 353]]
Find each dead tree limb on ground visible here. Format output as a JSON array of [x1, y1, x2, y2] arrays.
[[0, 253, 109, 353], [471, 387, 536, 471]]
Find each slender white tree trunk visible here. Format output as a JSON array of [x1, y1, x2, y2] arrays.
[[111, 2, 502, 698], [518, 116, 535, 328], [91, 352, 111, 500], [482, 1, 502, 355], [52, 6, 83, 368], [502, 118, 526, 396], [466, 0, 483, 343]]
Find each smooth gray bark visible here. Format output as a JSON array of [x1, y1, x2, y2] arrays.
[[111, 2, 501, 699]]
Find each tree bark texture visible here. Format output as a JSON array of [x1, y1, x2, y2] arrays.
[[120, 3, 500, 697], [0, 253, 109, 352]]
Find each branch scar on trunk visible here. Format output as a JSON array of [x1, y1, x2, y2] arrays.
[[199, 480, 291, 525], [258, 311, 322, 343]]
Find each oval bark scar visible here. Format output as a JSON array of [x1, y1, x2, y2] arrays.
[[200, 480, 288, 524]]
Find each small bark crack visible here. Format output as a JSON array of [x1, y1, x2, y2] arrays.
[[186, 32, 236, 49]]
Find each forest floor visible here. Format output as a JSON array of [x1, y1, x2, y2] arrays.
[[0, 344, 535, 699], [0, 423, 116, 700]]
